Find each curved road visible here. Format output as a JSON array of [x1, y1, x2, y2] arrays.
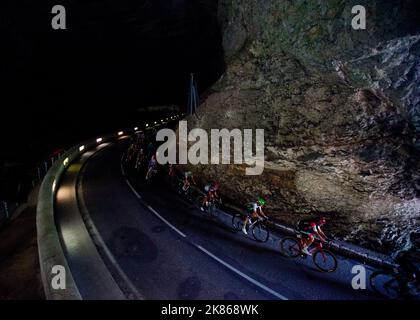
[[55, 139, 382, 300]]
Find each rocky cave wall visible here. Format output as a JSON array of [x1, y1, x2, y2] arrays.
[[181, 0, 420, 254]]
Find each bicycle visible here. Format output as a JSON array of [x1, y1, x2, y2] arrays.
[[370, 266, 420, 299], [198, 196, 221, 218], [145, 167, 158, 183], [232, 214, 270, 242], [280, 233, 338, 273], [178, 181, 194, 201]]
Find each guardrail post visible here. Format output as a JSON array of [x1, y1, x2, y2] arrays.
[[44, 161, 48, 174], [37, 167, 41, 181], [2, 202, 9, 219]]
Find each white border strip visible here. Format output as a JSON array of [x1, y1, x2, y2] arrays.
[[194, 245, 288, 300], [147, 205, 187, 238]]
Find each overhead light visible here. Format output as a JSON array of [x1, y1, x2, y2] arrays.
[[145, 124, 149, 127], [96, 138, 103, 143], [118, 131, 124, 136], [79, 145, 85, 152], [134, 127, 138, 131]]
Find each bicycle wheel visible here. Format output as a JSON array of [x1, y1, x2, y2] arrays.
[[280, 237, 302, 258], [177, 182, 185, 194], [197, 196, 207, 211], [232, 214, 244, 231], [370, 271, 400, 299], [312, 249, 338, 273], [148, 170, 158, 183], [252, 222, 269, 242], [209, 202, 218, 218]]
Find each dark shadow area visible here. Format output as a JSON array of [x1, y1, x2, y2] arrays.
[[0, 194, 44, 299], [0, 0, 225, 201]]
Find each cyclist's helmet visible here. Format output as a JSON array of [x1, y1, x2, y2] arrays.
[[318, 217, 326, 225], [257, 197, 266, 206], [212, 181, 220, 190]]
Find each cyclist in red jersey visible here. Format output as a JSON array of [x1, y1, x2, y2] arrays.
[[297, 217, 328, 256]]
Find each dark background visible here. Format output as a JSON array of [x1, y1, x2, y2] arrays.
[[0, 0, 225, 200]]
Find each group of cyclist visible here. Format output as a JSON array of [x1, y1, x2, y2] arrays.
[[125, 129, 159, 181], [124, 131, 419, 295], [125, 134, 328, 256]]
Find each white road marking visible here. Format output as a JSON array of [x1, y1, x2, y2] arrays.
[[120, 157, 288, 300], [121, 162, 186, 238], [147, 205, 187, 238], [125, 179, 143, 200], [194, 245, 289, 300], [120, 156, 126, 177]]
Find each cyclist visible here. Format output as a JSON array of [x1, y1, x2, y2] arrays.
[[146, 141, 155, 159], [145, 154, 158, 180], [168, 163, 176, 178], [395, 234, 420, 292], [182, 170, 196, 192], [135, 148, 145, 170], [200, 181, 220, 211], [297, 216, 328, 256], [242, 198, 268, 235], [125, 143, 136, 162], [168, 163, 178, 185]]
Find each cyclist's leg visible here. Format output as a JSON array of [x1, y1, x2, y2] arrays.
[[182, 178, 188, 190], [400, 260, 420, 290], [301, 232, 314, 255], [202, 194, 208, 205], [242, 213, 251, 234]]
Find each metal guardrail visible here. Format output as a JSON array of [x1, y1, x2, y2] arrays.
[[1, 150, 63, 226], [0, 201, 10, 223], [0, 201, 19, 224]]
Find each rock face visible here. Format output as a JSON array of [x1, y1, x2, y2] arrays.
[[182, 0, 420, 253]]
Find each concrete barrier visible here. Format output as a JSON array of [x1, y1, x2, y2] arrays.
[[36, 115, 182, 300], [36, 133, 123, 300]]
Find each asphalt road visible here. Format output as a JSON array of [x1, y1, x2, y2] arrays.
[[54, 138, 382, 300]]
